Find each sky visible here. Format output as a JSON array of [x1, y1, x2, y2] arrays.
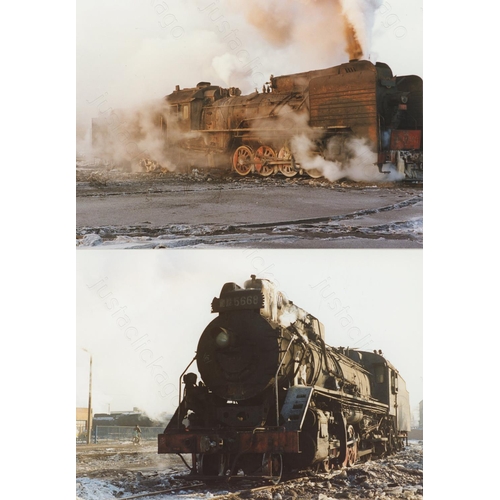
[[76, 249, 423, 421], [76, 0, 423, 145]]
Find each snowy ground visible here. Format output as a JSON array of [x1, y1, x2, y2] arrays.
[[76, 441, 423, 500]]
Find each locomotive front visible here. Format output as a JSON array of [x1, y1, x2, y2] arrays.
[[158, 277, 410, 481], [198, 280, 283, 401], [196, 275, 320, 402]]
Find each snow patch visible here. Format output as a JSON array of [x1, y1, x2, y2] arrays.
[[76, 477, 122, 500], [77, 234, 103, 247]]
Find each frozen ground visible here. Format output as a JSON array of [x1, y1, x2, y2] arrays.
[[76, 169, 423, 249], [76, 441, 423, 500]]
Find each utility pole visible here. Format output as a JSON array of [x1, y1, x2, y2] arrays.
[[82, 348, 93, 445]]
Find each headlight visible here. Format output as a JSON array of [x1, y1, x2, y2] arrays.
[[215, 328, 231, 348]]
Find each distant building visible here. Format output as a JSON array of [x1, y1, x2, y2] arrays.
[[92, 409, 167, 428], [408, 399, 423, 440], [76, 407, 92, 438]]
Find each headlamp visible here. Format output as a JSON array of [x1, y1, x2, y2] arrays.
[[215, 328, 231, 348]]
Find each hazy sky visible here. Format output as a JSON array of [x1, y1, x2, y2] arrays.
[[77, 0, 423, 132], [76, 249, 422, 419]]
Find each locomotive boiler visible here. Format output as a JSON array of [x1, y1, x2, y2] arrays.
[[158, 276, 411, 482], [92, 59, 422, 180]]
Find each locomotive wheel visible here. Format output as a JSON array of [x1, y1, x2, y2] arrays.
[[305, 168, 323, 179], [387, 427, 398, 453], [279, 164, 298, 177], [312, 459, 332, 473], [232, 146, 253, 176], [343, 425, 358, 467], [320, 458, 332, 473], [277, 146, 297, 177], [262, 453, 283, 484], [254, 145, 275, 176]]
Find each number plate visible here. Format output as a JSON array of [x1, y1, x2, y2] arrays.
[[211, 291, 264, 312]]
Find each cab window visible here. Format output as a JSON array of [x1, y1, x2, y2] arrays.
[[374, 364, 385, 383], [390, 370, 399, 394]]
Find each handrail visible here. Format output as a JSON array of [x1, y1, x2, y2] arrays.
[[177, 355, 197, 428], [274, 334, 297, 425]]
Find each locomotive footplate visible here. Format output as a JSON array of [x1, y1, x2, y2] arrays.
[[158, 427, 300, 455]]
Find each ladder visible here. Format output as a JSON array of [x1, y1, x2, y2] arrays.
[[280, 385, 313, 431]]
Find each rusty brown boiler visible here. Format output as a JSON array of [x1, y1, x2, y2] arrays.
[[158, 276, 411, 482], [163, 59, 423, 180]]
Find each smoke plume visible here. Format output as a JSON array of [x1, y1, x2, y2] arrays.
[[236, 0, 383, 61]]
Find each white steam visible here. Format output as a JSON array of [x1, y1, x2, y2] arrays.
[[279, 309, 299, 329], [211, 53, 250, 87], [90, 99, 205, 172], [291, 134, 405, 182]]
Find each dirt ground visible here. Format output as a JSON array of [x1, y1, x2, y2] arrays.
[[76, 169, 423, 249], [76, 440, 423, 500]]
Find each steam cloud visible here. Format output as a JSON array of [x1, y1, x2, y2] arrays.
[[291, 134, 404, 182], [252, 104, 401, 182], [90, 99, 204, 172]]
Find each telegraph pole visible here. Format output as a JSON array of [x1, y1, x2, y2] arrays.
[[82, 348, 93, 445]]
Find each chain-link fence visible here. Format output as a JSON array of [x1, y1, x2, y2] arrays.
[[76, 426, 165, 444]]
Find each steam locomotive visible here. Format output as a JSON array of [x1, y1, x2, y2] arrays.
[[158, 276, 411, 482], [92, 59, 422, 180]]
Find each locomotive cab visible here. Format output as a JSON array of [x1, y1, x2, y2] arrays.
[[166, 82, 236, 132]]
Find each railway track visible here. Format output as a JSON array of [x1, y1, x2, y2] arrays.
[[77, 443, 423, 499], [104, 471, 328, 500]]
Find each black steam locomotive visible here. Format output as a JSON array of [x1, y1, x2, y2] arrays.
[[93, 59, 422, 180], [158, 276, 411, 482]]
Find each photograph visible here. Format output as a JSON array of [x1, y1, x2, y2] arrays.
[[4, 1, 491, 499], [76, 249, 423, 499], [76, 0, 423, 249], [75, 2, 425, 499]]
